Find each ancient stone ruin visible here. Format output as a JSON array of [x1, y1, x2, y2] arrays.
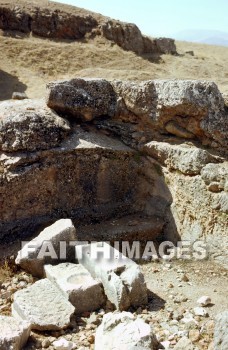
[[0, 78, 227, 266]]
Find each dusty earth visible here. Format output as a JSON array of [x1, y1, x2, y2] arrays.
[[0, 33, 228, 101], [0, 257, 227, 349]]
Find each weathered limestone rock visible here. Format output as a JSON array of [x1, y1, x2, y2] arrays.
[[197, 296, 211, 306], [111, 79, 227, 148], [53, 338, 76, 350], [76, 242, 148, 310], [0, 127, 143, 241], [201, 162, 228, 192], [12, 92, 28, 100], [15, 219, 77, 277], [143, 141, 221, 175], [162, 168, 228, 267], [101, 20, 145, 54], [95, 312, 158, 350], [46, 78, 117, 121], [214, 311, 228, 350], [0, 316, 31, 350], [44, 263, 105, 314], [0, 99, 70, 152], [12, 278, 75, 331]]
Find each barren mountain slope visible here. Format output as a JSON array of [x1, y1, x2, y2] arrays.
[[0, 0, 227, 100]]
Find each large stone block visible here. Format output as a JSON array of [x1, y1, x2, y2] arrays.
[[15, 219, 77, 277], [47, 78, 117, 121], [12, 278, 75, 331], [45, 263, 105, 314], [76, 242, 148, 310]]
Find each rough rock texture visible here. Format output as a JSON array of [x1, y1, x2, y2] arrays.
[[0, 127, 146, 241], [0, 315, 31, 350], [47, 78, 117, 121], [111, 79, 227, 149], [101, 20, 145, 54], [153, 37, 177, 55], [12, 278, 75, 331], [76, 242, 148, 310], [15, 219, 77, 277], [173, 336, 194, 350], [95, 312, 158, 350], [162, 164, 228, 267], [0, 99, 70, 152], [214, 311, 228, 350], [0, 77, 227, 267], [0, 3, 97, 39], [44, 263, 105, 314], [143, 141, 222, 175], [0, 1, 177, 56]]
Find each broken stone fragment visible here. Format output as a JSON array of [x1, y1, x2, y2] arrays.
[[0, 315, 31, 350], [76, 242, 148, 310], [197, 295, 211, 306], [53, 338, 76, 350], [15, 219, 77, 278], [12, 278, 75, 331], [44, 263, 105, 314], [12, 92, 28, 100], [95, 311, 158, 350], [214, 310, 228, 350], [46, 78, 117, 121], [0, 99, 70, 152]]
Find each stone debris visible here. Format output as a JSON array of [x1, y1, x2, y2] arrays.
[[214, 310, 228, 350], [12, 92, 28, 100], [44, 263, 105, 314], [53, 338, 77, 350], [76, 242, 148, 310], [193, 307, 209, 317], [95, 311, 158, 350], [15, 219, 77, 277], [173, 336, 194, 350], [0, 315, 31, 350], [197, 295, 212, 306], [12, 278, 75, 330]]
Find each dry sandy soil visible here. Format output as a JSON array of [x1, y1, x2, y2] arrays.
[[0, 32, 228, 101]]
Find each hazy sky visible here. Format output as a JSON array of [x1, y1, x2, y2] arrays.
[[54, 0, 228, 37]]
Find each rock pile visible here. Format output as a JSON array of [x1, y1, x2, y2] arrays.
[[2, 219, 151, 348]]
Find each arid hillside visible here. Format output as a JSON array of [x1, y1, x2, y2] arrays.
[[0, 0, 227, 100]]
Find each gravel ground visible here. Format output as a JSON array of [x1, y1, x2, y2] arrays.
[[0, 257, 227, 350]]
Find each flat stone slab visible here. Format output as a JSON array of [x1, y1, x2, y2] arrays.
[[78, 214, 164, 242], [15, 219, 77, 277], [12, 278, 75, 331], [76, 242, 148, 311], [45, 263, 105, 314], [0, 315, 31, 350]]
